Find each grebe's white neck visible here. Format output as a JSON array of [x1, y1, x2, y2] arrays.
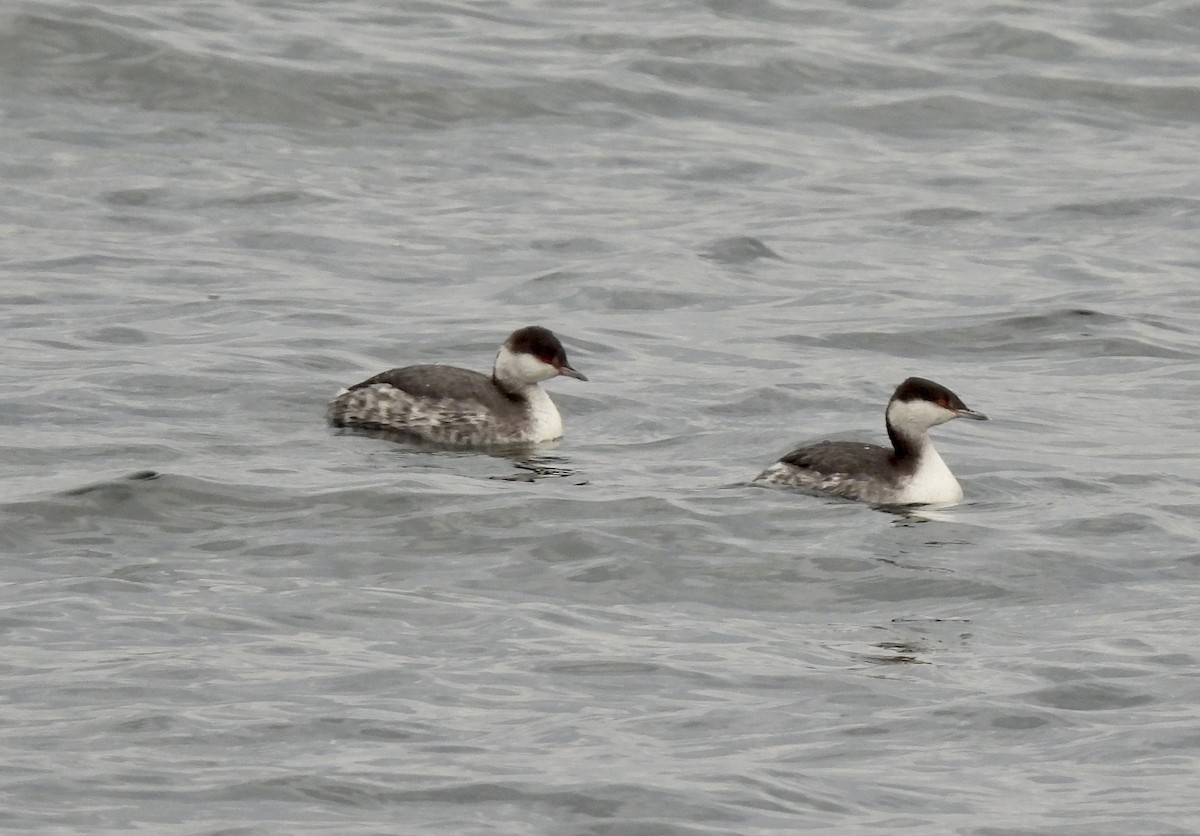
[[520, 385, 564, 442], [490, 345, 566, 442], [885, 395, 978, 505], [894, 439, 963, 505]]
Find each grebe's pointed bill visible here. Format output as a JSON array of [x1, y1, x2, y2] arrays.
[[557, 363, 588, 382], [955, 406, 988, 421]]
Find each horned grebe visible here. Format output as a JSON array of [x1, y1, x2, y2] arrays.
[[327, 326, 586, 446], [755, 377, 987, 506]]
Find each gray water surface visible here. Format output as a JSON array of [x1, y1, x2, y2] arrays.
[[2, 0, 1200, 833]]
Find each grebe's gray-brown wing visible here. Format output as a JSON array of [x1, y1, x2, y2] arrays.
[[346, 365, 517, 409], [758, 441, 907, 501], [329, 365, 522, 441]]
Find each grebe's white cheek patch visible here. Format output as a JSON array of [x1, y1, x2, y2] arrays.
[[494, 345, 558, 385], [887, 398, 956, 433]]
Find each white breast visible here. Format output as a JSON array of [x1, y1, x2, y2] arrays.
[[520, 385, 564, 442], [895, 443, 963, 505]]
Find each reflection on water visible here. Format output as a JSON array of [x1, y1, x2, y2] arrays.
[[494, 458, 580, 482]]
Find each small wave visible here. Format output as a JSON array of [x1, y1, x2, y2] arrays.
[[994, 74, 1200, 124], [900, 21, 1079, 61], [1048, 195, 1200, 219], [700, 236, 782, 264], [825, 92, 1036, 137], [817, 308, 1198, 360]]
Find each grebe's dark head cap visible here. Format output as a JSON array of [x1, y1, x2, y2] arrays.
[[505, 326, 587, 381], [891, 377, 987, 421]]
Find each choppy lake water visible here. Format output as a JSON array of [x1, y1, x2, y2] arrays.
[[3, 0, 1200, 832]]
